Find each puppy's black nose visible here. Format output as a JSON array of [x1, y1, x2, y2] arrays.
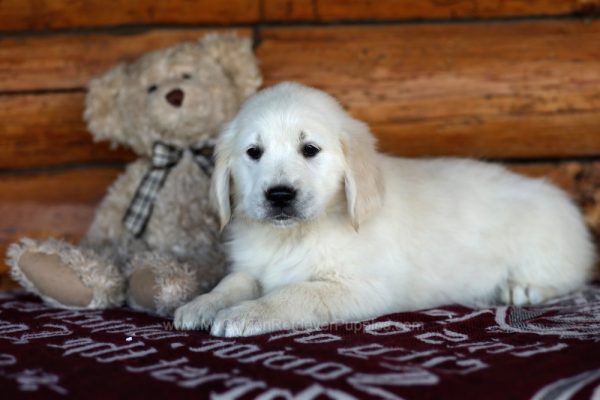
[[265, 186, 297, 207], [166, 88, 184, 107]]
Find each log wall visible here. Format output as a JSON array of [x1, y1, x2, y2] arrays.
[[1, 0, 599, 289]]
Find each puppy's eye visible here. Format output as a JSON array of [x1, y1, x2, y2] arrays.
[[302, 144, 320, 158], [182, 73, 192, 80], [246, 146, 263, 161], [147, 84, 158, 93]]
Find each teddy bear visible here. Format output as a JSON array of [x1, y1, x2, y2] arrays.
[[5, 33, 262, 316]]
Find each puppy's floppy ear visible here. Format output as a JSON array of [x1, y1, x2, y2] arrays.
[[342, 117, 385, 230], [211, 122, 235, 230]]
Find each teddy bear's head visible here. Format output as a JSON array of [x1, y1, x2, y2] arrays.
[[84, 33, 262, 156]]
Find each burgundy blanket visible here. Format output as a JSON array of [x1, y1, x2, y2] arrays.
[[1, 287, 599, 399]]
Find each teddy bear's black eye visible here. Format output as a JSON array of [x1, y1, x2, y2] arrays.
[[302, 143, 320, 158], [246, 146, 263, 161], [147, 84, 158, 93], [182, 73, 192, 80]]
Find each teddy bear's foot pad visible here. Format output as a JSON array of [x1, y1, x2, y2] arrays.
[[128, 268, 159, 312], [19, 251, 93, 307]]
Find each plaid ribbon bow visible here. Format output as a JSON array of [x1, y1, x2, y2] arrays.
[[122, 140, 215, 238]]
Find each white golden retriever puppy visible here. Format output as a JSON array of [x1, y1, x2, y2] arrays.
[[174, 82, 596, 337]]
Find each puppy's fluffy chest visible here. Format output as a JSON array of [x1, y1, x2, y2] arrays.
[[227, 220, 352, 293]]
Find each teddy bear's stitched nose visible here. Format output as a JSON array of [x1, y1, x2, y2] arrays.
[[166, 88, 185, 107]]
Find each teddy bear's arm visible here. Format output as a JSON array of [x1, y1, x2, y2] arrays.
[[81, 159, 150, 251]]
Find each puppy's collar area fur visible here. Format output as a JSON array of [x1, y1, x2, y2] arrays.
[[122, 140, 215, 238]]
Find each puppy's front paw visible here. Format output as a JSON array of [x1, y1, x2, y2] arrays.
[[211, 300, 280, 337], [499, 282, 558, 306], [173, 294, 222, 331]]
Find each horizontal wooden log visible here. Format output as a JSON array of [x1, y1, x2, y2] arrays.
[[0, 0, 260, 31], [0, 167, 121, 204], [0, 28, 251, 92], [2, 0, 599, 32], [3, 22, 600, 165], [3, 90, 600, 169], [373, 112, 600, 159], [258, 22, 600, 159], [263, 0, 600, 22], [0, 93, 134, 168]]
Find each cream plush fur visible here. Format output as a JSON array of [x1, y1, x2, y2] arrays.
[[6, 34, 261, 316], [174, 82, 596, 336]]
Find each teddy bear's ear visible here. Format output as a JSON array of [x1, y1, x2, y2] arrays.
[[200, 33, 262, 103], [84, 63, 128, 145]]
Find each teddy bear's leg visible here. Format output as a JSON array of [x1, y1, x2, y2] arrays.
[[6, 238, 125, 309], [127, 252, 204, 317]]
